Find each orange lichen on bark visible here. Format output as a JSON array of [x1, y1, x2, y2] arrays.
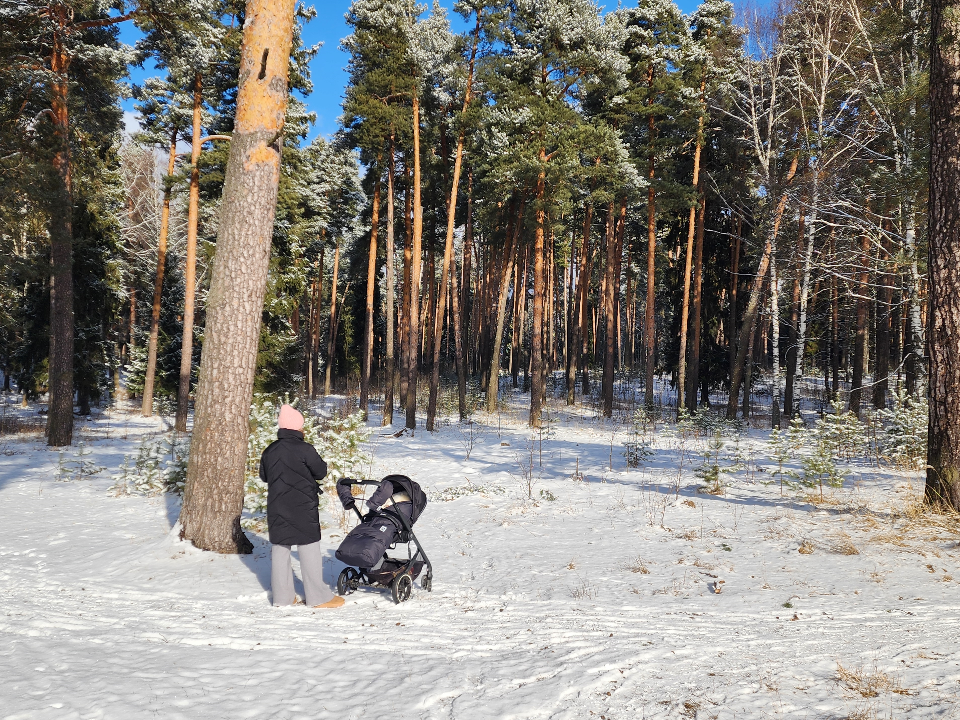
[[233, 0, 296, 135], [244, 143, 279, 173]]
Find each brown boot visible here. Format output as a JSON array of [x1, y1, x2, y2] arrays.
[[313, 596, 345, 609]]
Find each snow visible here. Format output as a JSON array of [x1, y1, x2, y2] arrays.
[[2, 395, 960, 719]]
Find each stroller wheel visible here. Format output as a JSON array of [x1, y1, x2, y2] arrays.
[[421, 573, 432, 592], [391, 573, 412, 604], [337, 568, 359, 596]]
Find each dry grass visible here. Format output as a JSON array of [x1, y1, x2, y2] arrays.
[[868, 499, 960, 550], [627, 556, 650, 574], [798, 539, 815, 554], [836, 661, 911, 698], [830, 531, 861, 555]]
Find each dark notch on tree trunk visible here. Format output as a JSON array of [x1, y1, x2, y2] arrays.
[[258, 49, 269, 80]]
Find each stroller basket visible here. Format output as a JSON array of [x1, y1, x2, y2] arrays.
[[334, 476, 432, 604]]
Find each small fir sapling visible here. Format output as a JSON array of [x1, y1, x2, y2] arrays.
[[696, 430, 726, 494], [878, 389, 927, 470], [110, 435, 185, 495], [623, 407, 656, 468], [767, 427, 797, 496], [243, 395, 372, 519]]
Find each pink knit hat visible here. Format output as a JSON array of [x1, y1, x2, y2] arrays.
[[278, 404, 304, 431]]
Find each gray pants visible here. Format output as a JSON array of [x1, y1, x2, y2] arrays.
[[271, 541, 334, 607]]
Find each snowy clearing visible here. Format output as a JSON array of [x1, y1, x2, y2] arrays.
[[2, 397, 960, 720]]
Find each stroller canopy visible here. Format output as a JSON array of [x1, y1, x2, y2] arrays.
[[381, 474, 427, 524]]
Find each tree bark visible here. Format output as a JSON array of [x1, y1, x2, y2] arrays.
[[142, 131, 178, 417], [686, 188, 705, 412], [569, 204, 592, 405], [530, 166, 547, 428], [926, 0, 960, 509], [405, 93, 423, 431], [179, 0, 296, 552], [175, 73, 203, 433], [601, 202, 617, 417], [383, 140, 396, 425], [46, 25, 74, 447], [849, 229, 872, 416], [400, 171, 412, 408], [677, 82, 705, 416], [360, 171, 380, 418]]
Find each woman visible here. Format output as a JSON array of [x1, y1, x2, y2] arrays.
[[260, 404, 344, 609]]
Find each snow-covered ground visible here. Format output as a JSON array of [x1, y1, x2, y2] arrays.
[[2, 394, 960, 719]]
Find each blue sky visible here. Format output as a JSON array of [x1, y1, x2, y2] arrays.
[[121, 0, 704, 142]]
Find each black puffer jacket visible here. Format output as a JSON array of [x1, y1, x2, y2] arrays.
[[259, 429, 328, 546]]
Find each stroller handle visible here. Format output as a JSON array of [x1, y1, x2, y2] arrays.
[[336, 477, 379, 519]]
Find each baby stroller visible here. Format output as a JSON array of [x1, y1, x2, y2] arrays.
[[335, 475, 433, 604]]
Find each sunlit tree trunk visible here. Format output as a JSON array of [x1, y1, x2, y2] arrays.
[[677, 81, 704, 416], [175, 73, 203, 433], [360, 171, 380, 418], [179, 0, 297, 552], [687, 189, 705, 412], [601, 202, 617, 418], [925, 0, 960, 509], [405, 94, 423, 431], [142, 131, 177, 417], [383, 140, 396, 425], [529, 165, 547, 428]]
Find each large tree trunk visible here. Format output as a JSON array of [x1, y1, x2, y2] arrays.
[[405, 94, 423, 431], [360, 172, 380, 418], [849, 229, 872, 416], [383, 140, 396, 425], [175, 73, 203, 433], [727, 154, 798, 419], [926, 0, 960, 509], [686, 188, 705, 412], [179, 0, 296, 552], [47, 29, 74, 447], [142, 131, 178, 417]]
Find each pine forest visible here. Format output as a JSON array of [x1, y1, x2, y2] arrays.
[[3, 0, 960, 713]]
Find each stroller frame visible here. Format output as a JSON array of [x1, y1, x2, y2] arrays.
[[336, 479, 433, 603]]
